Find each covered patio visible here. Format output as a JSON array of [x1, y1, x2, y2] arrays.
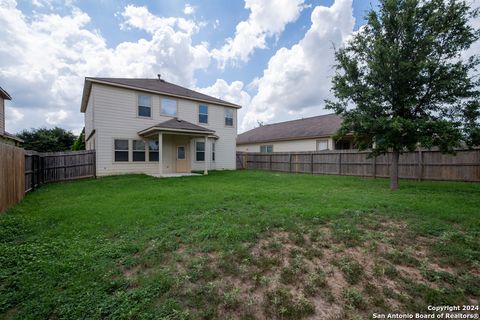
[[138, 118, 217, 176]]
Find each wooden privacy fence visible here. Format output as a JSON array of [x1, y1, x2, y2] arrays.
[[236, 149, 480, 182], [0, 143, 25, 213], [25, 150, 96, 192]]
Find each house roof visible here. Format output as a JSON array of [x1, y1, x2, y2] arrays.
[[138, 118, 215, 137], [237, 113, 343, 145], [0, 87, 12, 100], [1, 132, 23, 143], [80, 77, 241, 113]]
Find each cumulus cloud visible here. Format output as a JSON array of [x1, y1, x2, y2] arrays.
[[0, 2, 209, 133], [241, 0, 355, 131], [183, 4, 195, 15], [212, 0, 307, 68]]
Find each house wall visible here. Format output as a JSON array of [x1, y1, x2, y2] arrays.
[[0, 97, 4, 135], [237, 137, 335, 153], [84, 83, 237, 176]]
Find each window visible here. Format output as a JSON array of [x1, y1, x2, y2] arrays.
[[138, 95, 151, 117], [225, 108, 234, 126], [161, 98, 177, 117], [148, 141, 159, 161], [196, 141, 205, 161], [199, 104, 208, 124], [317, 139, 329, 151], [335, 140, 351, 150], [212, 142, 215, 161], [114, 139, 129, 162], [132, 140, 146, 161], [260, 145, 273, 153], [177, 146, 186, 160]]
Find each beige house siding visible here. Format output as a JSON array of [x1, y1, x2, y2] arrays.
[[0, 97, 4, 135], [85, 83, 237, 176], [237, 137, 335, 153]]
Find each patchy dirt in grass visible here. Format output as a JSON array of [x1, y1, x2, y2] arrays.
[[123, 212, 480, 319]]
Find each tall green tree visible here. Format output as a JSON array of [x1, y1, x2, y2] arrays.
[[326, 0, 480, 190], [71, 127, 85, 151], [16, 127, 77, 152]]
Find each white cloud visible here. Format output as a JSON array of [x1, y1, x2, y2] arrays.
[[212, 0, 307, 68], [241, 0, 355, 131], [0, 2, 209, 133], [46, 109, 69, 125], [183, 3, 195, 15]]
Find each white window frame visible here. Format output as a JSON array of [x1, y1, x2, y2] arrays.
[[199, 104, 208, 124], [195, 140, 205, 162], [114, 139, 129, 162], [260, 145, 273, 153], [317, 139, 329, 151], [225, 108, 234, 127], [137, 95, 152, 118], [148, 140, 159, 162], [161, 98, 178, 117], [132, 139, 146, 162]]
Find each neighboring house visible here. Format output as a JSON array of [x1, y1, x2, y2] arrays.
[[0, 87, 23, 146], [237, 113, 353, 153], [80, 77, 241, 177]]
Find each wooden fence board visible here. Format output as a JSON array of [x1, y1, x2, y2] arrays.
[[0, 143, 25, 213], [237, 149, 480, 182]]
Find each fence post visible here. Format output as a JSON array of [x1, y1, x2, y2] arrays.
[[93, 151, 97, 177], [269, 154, 272, 171], [31, 155, 35, 191], [373, 155, 377, 179], [311, 153, 314, 174], [63, 154, 67, 181], [289, 154, 292, 172], [418, 149, 423, 181], [338, 152, 342, 175]]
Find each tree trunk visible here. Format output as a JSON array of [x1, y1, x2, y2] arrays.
[[390, 149, 400, 191]]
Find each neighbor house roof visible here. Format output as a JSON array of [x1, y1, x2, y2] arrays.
[[1, 132, 23, 143], [80, 77, 241, 113], [0, 87, 12, 100], [138, 118, 215, 137], [237, 113, 343, 145]]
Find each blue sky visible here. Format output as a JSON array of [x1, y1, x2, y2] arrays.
[[1, 0, 380, 134]]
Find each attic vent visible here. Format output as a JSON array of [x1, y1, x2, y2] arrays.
[[157, 74, 165, 83]]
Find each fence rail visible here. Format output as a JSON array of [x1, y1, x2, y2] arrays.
[[237, 149, 480, 182], [25, 150, 96, 192]]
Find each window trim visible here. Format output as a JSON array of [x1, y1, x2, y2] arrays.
[[113, 138, 130, 163], [316, 139, 329, 151], [160, 97, 178, 117], [224, 108, 234, 127], [198, 104, 209, 124], [195, 140, 206, 162], [137, 94, 152, 118], [148, 140, 159, 162], [260, 145, 273, 153], [132, 139, 146, 162]]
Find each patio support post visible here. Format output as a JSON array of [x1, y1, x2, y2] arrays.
[[158, 132, 163, 176], [204, 135, 208, 175]]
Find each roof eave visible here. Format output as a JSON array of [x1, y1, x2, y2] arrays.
[[236, 134, 338, 145], [85, 78, 242, 109], [80, 78, 92, 113], [0, 87, 12, 100], [138, 126, 215, 136]]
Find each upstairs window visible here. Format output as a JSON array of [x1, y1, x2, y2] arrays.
[[114, 139, 129, 162], [260, 145, 273, 153], [199, 105, 208, 124], [196, 141, 205, 161], [161, 98, 177, 117], [138, 95, 151, 117], [148, 141, 159, 162], [225, 108, 234, 126], [132, 140, 146, 161]]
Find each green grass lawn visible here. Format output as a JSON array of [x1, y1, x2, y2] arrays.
[[1, 171, 479, 319]]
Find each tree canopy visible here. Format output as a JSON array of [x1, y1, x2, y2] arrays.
[[16, 127, 77, 152], [326, 0, 480, 189]]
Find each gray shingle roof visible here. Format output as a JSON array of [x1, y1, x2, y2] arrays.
[[81, 78, 240, 113], [237, 113, 342, 145], [0, 87, 12, 100], [139, 118, 215, 135]]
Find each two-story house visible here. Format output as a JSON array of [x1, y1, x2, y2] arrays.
[[0, 87, 23, 146], [80, 77, 241, 177]]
